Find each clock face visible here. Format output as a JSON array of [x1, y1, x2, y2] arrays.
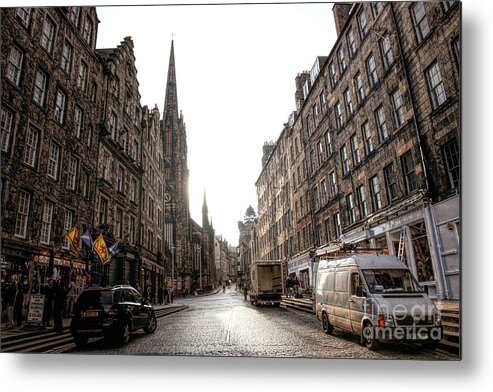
[[164, 193, 172, 203]]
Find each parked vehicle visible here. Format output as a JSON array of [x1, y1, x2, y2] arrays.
[[248, 261, 283, 306], [70, 285, 157, 347], [315, 253, 442, 350]]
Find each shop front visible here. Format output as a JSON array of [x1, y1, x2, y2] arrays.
[[287, 250, 316, 295]]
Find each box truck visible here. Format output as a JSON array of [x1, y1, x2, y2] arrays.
[[248, 261, 283, 306]]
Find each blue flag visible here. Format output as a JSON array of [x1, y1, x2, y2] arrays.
[[81, 229, 93, 252], [109, 241, 120, 259]]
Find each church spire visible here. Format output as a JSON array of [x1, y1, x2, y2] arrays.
[[163, 39, 179, 156], [202, 190, 209, 229]]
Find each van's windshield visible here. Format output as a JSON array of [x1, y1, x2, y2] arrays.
[[362, 269, 422, 294]]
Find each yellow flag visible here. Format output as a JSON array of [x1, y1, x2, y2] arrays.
[[93, 234, 110, 265], [65, 226, 80, 258]]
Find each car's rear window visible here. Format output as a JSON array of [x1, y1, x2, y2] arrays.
[[76, 290, 114, 307]]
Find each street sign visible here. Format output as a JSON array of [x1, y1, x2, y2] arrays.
[[27, 294, 45, 325]]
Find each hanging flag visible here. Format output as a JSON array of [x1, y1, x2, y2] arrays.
[[65, 226, 80, 258], [109, 241, 120, 260], [93, 234, 110, 265], [81, 228, 93, 252]]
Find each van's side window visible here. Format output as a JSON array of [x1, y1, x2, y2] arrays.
[[351, 273, 362, 296]]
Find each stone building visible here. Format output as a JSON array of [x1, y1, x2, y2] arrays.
[[1, 7, 102, 292], [139, 105, 166, 301], [253, 1, 460, 300], [202, 192, 216, 289], [238, 205, 256, 285], [95, 36, 143, 288]]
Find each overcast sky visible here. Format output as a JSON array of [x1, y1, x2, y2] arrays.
[[94, 2, 337, 245]]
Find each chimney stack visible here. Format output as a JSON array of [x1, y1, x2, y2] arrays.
[[332, 3, 353, 36]]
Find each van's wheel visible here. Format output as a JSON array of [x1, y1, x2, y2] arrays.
[[322, 312, 333, 335], [362, 322, 380, 350], [120, 321, 131, 346]]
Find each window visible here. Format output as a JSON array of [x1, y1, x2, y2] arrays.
[[344, 88, 354, 116], [74, 107, 83, 139], [40, 201, 54, 244], [312, 104, 319, 122], [357, 185, 368, 218], [102, 151, 110, 181], [41, 18, 55, 53], [442, 139, 460, 190], [370, 175, 382, 211], [347, 29, 357, 57], [329, 61, 337, 88], [411, 2, 430, 43], [338, 46, 347, 73], [67, 155, 78, 190], [33, 69, 48, 106], [117, 166, 125, 193], [148, 196, 154, 220], [83, 16, 94, 45], [6, 45, 24, 86], [390, 92, 406, 130], [375, 106, 389, 142], [129, 216, 136, 244], [115, 208, 123, 238], [62, 210, 73, 249], [77, 61, 88, 91], [347, 194, 356, 224], [340, 145, 350, 176], [320, 92, 327, 113], [60, 41, 73, 74], [372, 2, 384, 17], [380, 35, 394, 69], [130, 176, 137, 202], [69, 7, 80, 26], [362, 121, 374, 155], [333, 212, 342, 239], [91, 82, 98, 103], [354, 72, 365, 103], [384, 163, 398, 202], [350, 134, 362, 166], [320, 179, 328, 206], [54, 89, 66, 124], [329, 172, 338, 197], [335, 102, 343, 129], [15, 190, 31, 238], [313, 186, 320, 211], [1, 107, 14, 153], [109, 111, 117, 140], [325, 219, 331, 243], [366, 54, 379, 87], [99, 197, 108, 225], [16, 8, 31, 27], [309, 149, 316, 173], [317, 141, 324, 165], [358, 9, 369, 38], [426, 62, 447, 109], [47, 141, 60, 179], [401, 151, 417, 194], [81, 171, 89, 198], [23, 126, 38, 167], [324, 130, 333, 156]]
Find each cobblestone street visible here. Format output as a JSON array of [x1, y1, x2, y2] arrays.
[[71, 288, 453, 359]]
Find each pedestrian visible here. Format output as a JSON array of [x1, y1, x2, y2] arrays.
[[21, 276, 30, 320], [243, 284, 248, 300], [42, 279, 54, 327], [13, 281, 24, 327], [222, 284, 226, 293], [64, 279, 76, 317], [163, 287, 169, 304], [53, 278, 65, 333], [158, 286, 164, 305], [135, 282, 142, 295], [6, 279, 17, 328], [294, 275, 300, 297]]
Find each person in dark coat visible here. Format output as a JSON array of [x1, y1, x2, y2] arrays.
[[13, 281, 24, 327], [42, 279, 54, 327], [6, 280, 17, 328], [53, 279, 65, 333], [158, 286, 164, 305]]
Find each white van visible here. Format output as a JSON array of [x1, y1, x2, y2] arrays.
[[315, 253, 442, 350]]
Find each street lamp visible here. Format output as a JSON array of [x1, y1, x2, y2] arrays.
[[199, 247, 202, 291], [171, 245, 175, 294]]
